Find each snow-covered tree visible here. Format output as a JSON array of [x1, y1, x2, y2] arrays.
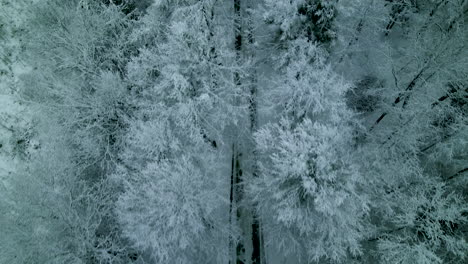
[[250, 38, 370, 263], [116, 146, 230, 263], [0, 119, 134, 263], [114, 1, 239, 262], [263, 0, 338, 44], [334, 0, 468, 262], [0, 1, 141, 263], [20, 0, 137, 169]]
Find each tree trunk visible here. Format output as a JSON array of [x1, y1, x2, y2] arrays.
[[246, 2, 264, 263], [231, 1, 245, 263], [229, 144, 235, 264]]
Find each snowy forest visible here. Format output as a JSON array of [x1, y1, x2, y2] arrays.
[[0, 0, 467, 263]]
